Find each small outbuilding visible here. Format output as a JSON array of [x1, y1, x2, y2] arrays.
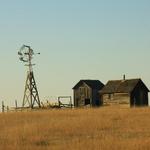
[[100, 78, 149, 107], [73, 80, 104, 107]]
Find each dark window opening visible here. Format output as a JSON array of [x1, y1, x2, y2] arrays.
[[85, 99, 90, 105], [108, 94, 111, 99]]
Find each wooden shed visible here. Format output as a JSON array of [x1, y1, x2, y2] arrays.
[[100, 78, 149, 107], [73, 80, 104, 107]]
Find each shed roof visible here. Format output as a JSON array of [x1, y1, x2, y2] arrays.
[[73, 80, 104, 90], [100, 79, 149, 94]]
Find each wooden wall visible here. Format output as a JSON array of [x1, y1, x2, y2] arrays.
[[74, 82, 102, 107], [131, 86, 149, 106], [92, 89, 102, 106], [74, 83, 92, 107], [102, 93, 130, 106]]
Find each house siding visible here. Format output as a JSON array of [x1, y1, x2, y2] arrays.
[[102, 93, 130, 106], [74, 83, 92, 107], [130, 83, 149, 106]]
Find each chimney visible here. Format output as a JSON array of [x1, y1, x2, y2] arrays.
[[123, 74, 126, 80]]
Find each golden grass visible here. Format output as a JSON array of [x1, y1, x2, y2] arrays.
[[0, 106, 150, 150]]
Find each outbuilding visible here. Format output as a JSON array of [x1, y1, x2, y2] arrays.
[[100, 78, 149, 107], [73, 80, 104, 107]]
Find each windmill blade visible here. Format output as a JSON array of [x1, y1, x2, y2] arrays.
[[19, 57, 29, 62], [24, 45, 30, 49], [19, 57, 28, 62], [19, 57, 24, 61], [18, 51, 22, 56], [20, 45, 26, 51], [22, 59, 28, 62]]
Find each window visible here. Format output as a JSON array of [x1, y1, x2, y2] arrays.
[[85, 99, 90, 105], [108, 94, 111, 99]]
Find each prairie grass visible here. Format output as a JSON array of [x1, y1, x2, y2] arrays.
[[0, 106, 150, 150]]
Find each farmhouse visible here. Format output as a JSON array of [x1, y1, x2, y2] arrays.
[[100, 78, 149, 107], [73, 80, 104, 107]]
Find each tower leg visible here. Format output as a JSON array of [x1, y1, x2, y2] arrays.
[[22, 71, 41, 108]]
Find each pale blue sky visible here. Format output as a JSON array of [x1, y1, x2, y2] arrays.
[[0, 0, 150, 106]]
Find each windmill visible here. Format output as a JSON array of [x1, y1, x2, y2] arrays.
[[18, 45, 41, 108]]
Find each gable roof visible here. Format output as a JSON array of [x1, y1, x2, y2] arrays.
[[100, 79, 149, 94], [73, 80, 104, 90]]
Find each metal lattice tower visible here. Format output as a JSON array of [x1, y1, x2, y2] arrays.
[[18, 45, 41, 108]]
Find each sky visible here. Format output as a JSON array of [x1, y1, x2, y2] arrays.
[[0, 0, 150, 106]]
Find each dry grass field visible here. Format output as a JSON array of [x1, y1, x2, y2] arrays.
[[0, 106, 150, 150]]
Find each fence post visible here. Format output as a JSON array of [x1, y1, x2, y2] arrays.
[[7, 106, 9, 112], [15, 100, 18, 109], [2, 101, 4, 113]]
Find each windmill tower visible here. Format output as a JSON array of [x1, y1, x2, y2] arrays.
[[18, 45, 41, 108]]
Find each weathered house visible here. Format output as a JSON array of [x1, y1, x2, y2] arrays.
[[73, 80, 104, 107], [100, 78, 149, 107]]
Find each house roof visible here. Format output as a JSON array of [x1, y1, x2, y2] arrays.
[[73, 80, 104, 90], [100, 79, 149, 94]]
